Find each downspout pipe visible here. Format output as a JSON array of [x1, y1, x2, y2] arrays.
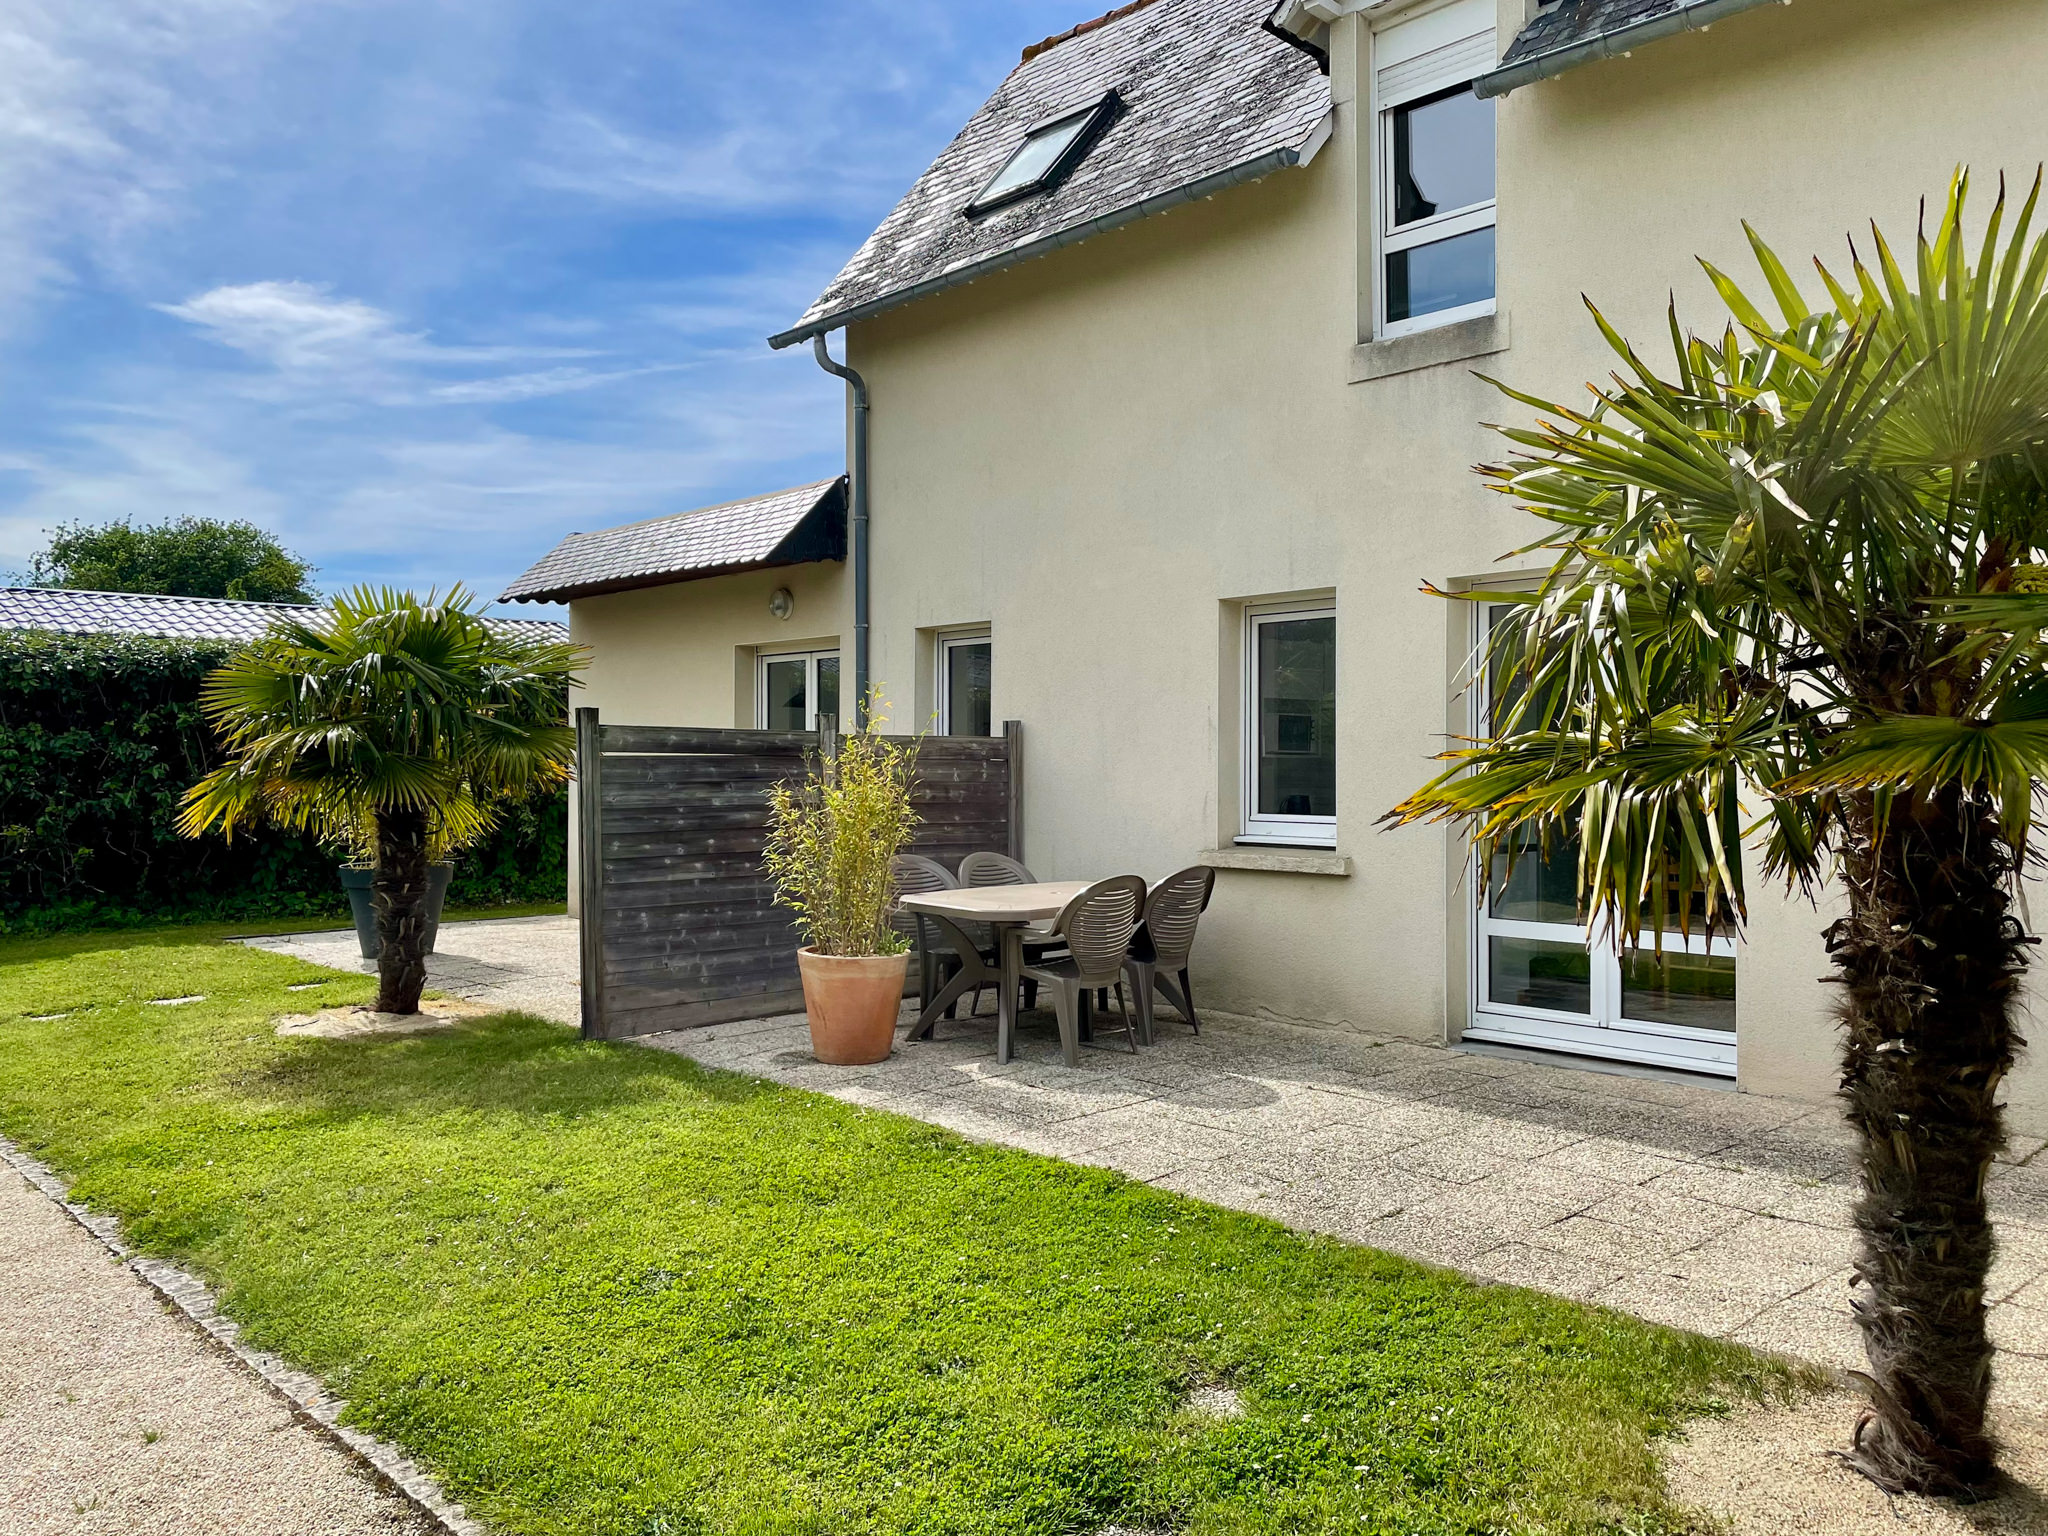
[[811, 333, 870, 730]]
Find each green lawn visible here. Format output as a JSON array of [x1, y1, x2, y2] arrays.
[[0, 929, 1795, 1536]]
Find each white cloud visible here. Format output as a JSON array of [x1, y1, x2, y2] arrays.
[[0, 0, 1054, 600], [156, 279, 622, 405], [527, 111, 790, 211], [0, 317, 842, 601], [0, 0, 312, 326], [425, 364, 677, 405], [158, 279, 408, 367]]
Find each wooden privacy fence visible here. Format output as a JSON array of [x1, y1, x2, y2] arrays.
[[574, 710, 1021, 1040]]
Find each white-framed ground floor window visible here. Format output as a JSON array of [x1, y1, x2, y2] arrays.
[[1465, 603, 1737, 1076], [1240, 600, 1336, 847], [757, 648, 840, 730], [938, 629, 993, 736]]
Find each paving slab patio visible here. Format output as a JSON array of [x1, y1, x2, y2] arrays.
[[251, 917, 2048, 1402], [642, 997, 2048, 1405]]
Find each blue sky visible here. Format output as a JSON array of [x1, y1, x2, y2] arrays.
[[0, 0, 1084, 612]]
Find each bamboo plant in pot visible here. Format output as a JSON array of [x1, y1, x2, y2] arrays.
[[764, 720, 918, 1065]]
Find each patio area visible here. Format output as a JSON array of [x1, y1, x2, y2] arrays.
[[251, 915, 2048, 1403]]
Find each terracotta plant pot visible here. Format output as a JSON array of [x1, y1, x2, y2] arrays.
[[796, 948, 910, 1065]]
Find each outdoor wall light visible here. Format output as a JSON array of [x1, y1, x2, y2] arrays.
[[769, 587, 795, 621]]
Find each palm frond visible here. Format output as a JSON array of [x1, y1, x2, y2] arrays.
[[180, 586, 588, 859], [1396, 167, 2048, 938]]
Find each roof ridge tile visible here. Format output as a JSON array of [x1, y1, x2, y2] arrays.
[[1021, 0, 1167, 64]]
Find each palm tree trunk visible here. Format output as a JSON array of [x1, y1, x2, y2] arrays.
[[1829, 785, 2025, 1497], [372, 807, 432, 1015]]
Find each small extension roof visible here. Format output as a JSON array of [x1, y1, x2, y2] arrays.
[[771, 0, 1332, 349], [499, 477, 847, 605], [1476, 0, 1781, 98], [0, 587, 566, 642]]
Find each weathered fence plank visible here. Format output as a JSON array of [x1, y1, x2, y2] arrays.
[[575, 713, 1019, 1040]]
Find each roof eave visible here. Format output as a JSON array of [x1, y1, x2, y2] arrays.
[[501, 551, 843, 607], [769, 115, 1335, 350], [1474, 0, 1779, 99], [500, 479, 848, 605]]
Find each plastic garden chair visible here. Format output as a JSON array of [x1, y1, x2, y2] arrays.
[[957, 850, 1061, 1007], [1016, 875, 1147, 1064], [890, 854, 961, 1014], [1123, 865, 1215, 1043]]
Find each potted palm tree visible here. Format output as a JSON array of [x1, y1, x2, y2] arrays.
[[180, 585, 585, 1016], [1388, 174, 2048, 1498], [336, 830, 456, 961], [764, 718, 919, 1064]]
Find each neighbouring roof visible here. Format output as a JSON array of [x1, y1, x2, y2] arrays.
[[1476, 0, 1779, 98], [499, 477, 848, 605], [0, 587, 567, 642], [770, 0, 1332, 349]]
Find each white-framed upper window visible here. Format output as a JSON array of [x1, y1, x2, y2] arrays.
[[1372, 0, 1497, 339], [937, 630, 993, 736], [757, 648, 840, 731], [1240, 601, 1336, 848]]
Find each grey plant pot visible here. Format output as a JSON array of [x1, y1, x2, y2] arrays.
[[338, 863, 456, 961]]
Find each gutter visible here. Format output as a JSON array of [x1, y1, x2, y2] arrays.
[[768, 119, 1333, 352], [809, 336, 872, 730], [1473, 0, 1783, 99], [499, 557, 821, 608]]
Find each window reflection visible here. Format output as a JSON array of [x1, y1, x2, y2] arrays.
[[763, 658, 807, 731], [1391, 84, 1495, 226], [1488, 937, 1592, 1016], [817, 656, 840, 728], [944, 641, 992, 736], [1622, 949, 1737, 1033], [1487, 828, 1580, 924], [1256, 616, 1336, 817], [1386, 227, 1495, 325]]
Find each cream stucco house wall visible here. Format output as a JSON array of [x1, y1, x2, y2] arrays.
[[506, 0, 2048, 1132]]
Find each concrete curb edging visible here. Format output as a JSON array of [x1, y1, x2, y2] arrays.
[[0, 1134, 487, 1536]]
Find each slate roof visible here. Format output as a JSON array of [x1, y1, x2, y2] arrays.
[[770, 0, 1331, 348], [0, 587, 566, 642], [1478, 0, 1776, 97], [499, 477, 847, 605]]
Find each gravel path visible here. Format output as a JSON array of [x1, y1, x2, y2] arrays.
[[0, 1168, 431, 1536], [1667, 1392, 2048, 1535], [243, 916, 578, 1026]]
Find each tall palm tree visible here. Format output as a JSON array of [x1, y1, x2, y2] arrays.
[[182, 585, 585, 1015], [1386, 173, 2048, 1497]]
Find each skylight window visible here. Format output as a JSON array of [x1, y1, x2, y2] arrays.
[[965, 92, 1120, 217]]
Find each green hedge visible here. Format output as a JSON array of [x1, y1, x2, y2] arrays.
[[0, 631, 566, 932]]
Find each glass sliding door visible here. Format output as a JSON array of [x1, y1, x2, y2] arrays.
[[1466, 605, 1736, 1075], [757, 649, 841, 731]]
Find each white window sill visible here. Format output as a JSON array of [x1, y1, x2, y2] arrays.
[[1350, 310, 1509, 384], [1199, 847, 1353, 877]]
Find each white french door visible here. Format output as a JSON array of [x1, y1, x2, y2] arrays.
[[757, 649, 840, 731], [1465, 605, 1737, 1076]]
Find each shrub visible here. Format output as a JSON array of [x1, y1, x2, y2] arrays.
[[0, 630, 564, 932]]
